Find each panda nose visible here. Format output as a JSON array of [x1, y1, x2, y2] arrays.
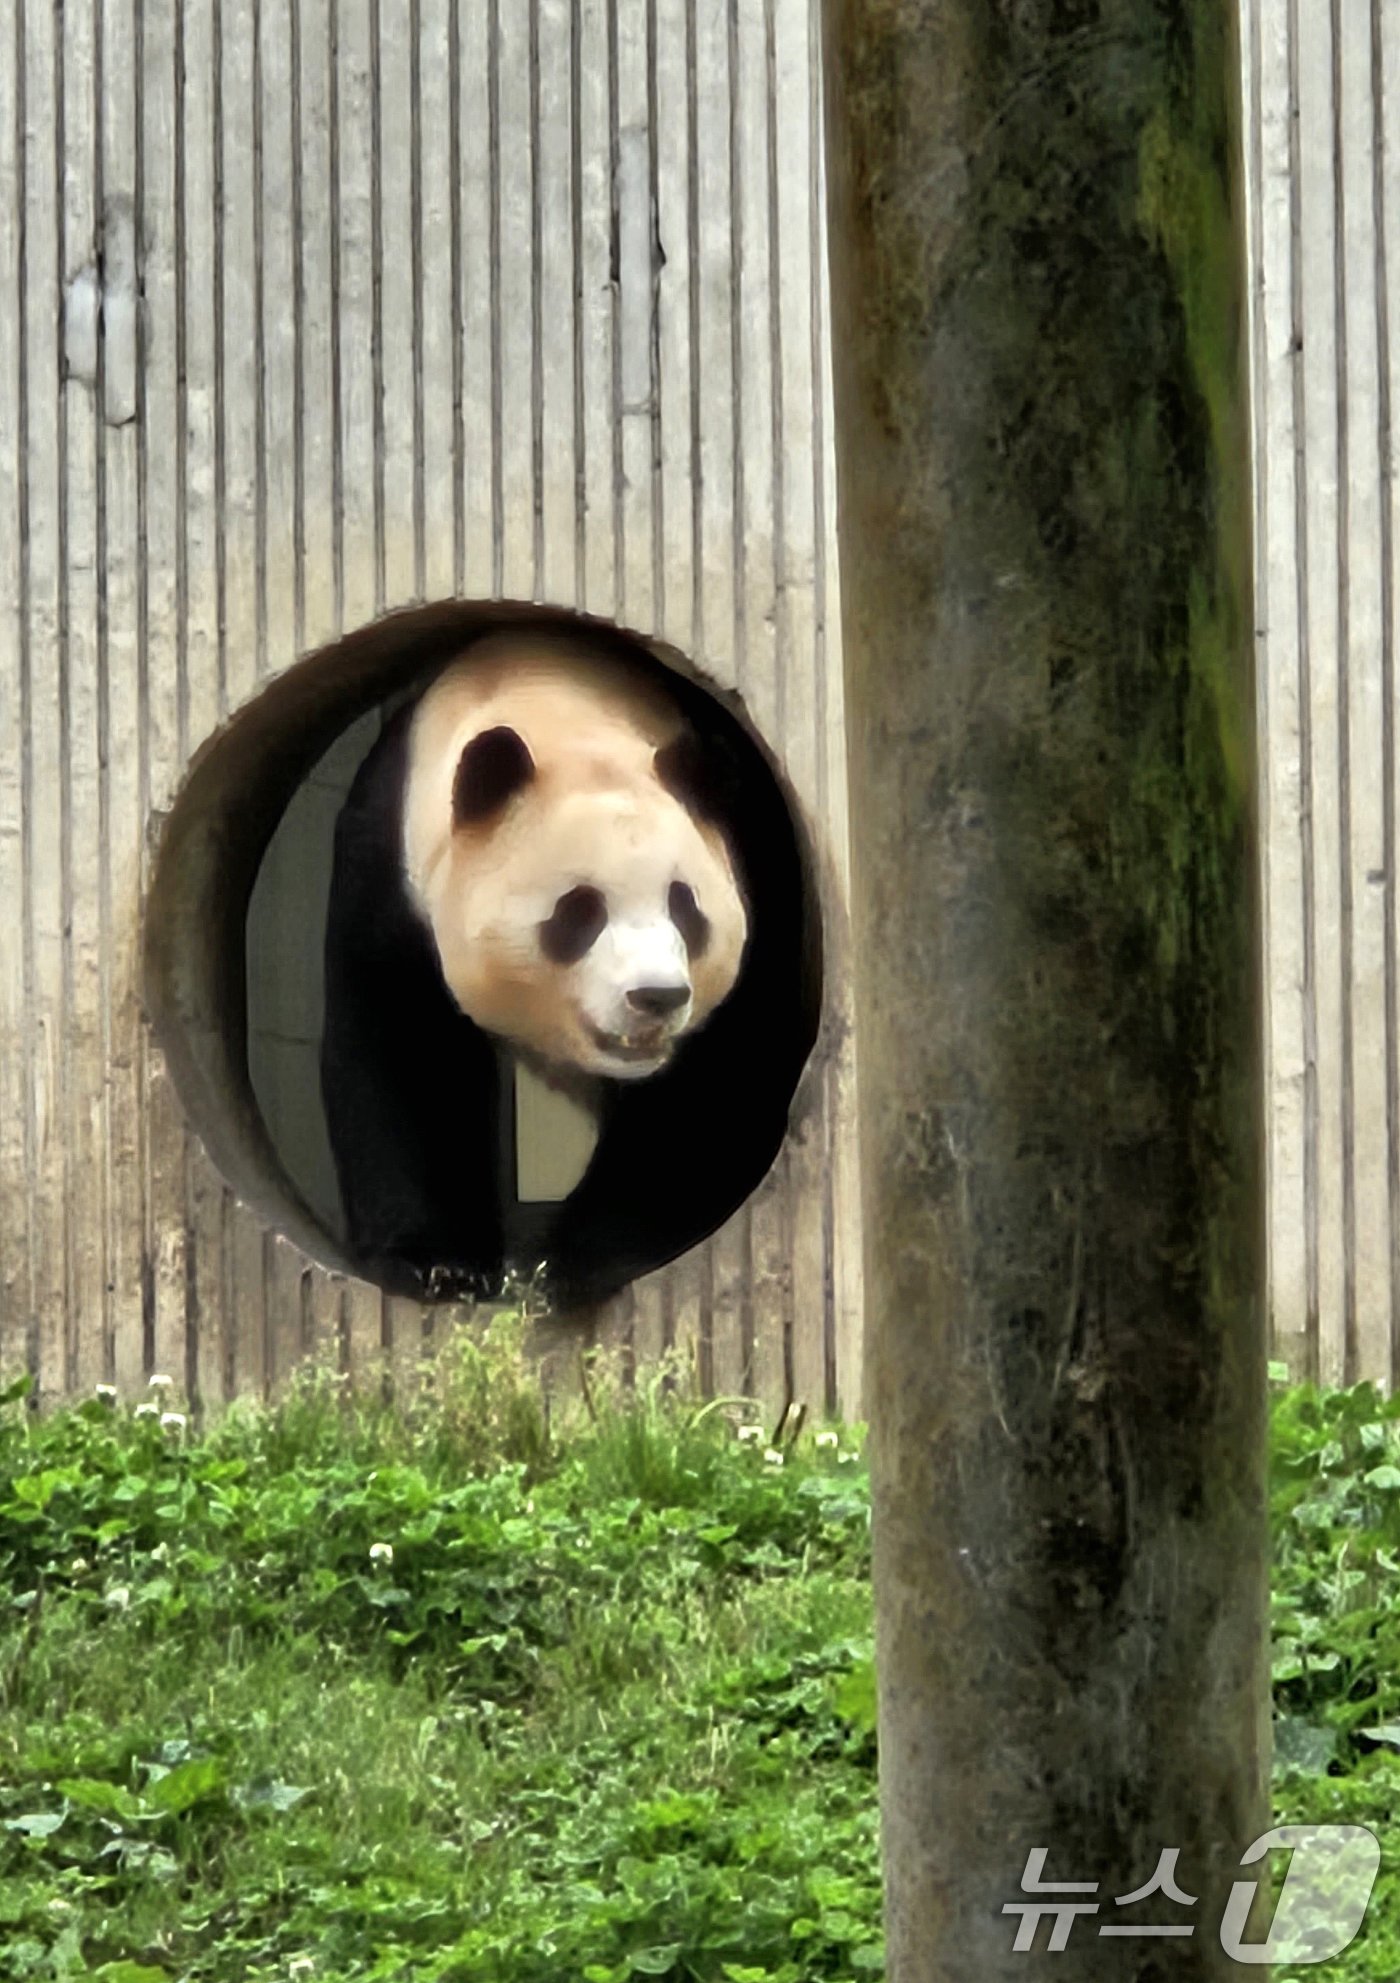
[[627, 984, 690, 1020]]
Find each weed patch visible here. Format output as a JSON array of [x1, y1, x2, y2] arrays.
[[0, 1335, 1395, 1980]]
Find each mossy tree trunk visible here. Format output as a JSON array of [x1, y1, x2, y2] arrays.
[[821, 2, 1268, 1976]]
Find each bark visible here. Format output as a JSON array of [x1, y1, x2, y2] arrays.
[[822, 2, 1269, 1974]]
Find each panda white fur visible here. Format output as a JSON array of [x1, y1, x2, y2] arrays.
[[321, 624, 817, 1307], [401, 635, 749, 1085]]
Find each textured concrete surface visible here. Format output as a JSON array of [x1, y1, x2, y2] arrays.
[[1242, 0, 1400, 1389], [0, 0, 862, 1415], [823, 0, 1269, 1974]]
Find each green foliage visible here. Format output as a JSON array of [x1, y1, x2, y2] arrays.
[[1, 1345, 1398, 1980], [1270, 1379, 1400, 1752], [0, 1332, 875, 1981], [1268, 1377, 1400, 1982]]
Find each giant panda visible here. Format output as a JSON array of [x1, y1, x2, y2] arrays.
[[320, 624, 819, 1308]]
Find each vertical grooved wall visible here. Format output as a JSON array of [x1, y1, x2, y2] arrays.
[[1244, 0, 1400, 1385], [10, 1, 1384, 1407], [0, 0, 865, 1417]]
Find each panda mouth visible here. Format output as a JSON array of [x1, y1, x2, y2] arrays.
[[584, 1022, 673, 1067]]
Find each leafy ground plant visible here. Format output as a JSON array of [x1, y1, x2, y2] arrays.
[[1269, 1373, 1400, 1983], [0, 1331, 876, 1983], [0, 1330, 1396, 1981]]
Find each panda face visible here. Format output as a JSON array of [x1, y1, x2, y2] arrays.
[[532, 866, 726, 1078], [432, 779, 746, 1080], [404, 658, 749, 1083], [539, 868, 698, 1075]]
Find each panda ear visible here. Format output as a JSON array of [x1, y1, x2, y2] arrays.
[[654, 731, 729, 822], [452, 726, 535, 826]]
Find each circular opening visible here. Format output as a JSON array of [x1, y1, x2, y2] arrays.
[[144, 603, 824, 1309]]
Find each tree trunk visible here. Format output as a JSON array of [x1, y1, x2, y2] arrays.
[[821, 1, 1269, 1975]]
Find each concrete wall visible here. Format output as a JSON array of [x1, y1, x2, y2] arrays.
[[0, 0, 863, 1416], [1244, 0, 1400, 1385], [7, 0, 1393, 1407]]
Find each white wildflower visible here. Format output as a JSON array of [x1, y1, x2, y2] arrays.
[[69, 1558, 90, 1577], [94, 1384, 118, 1405], [134, 1402, 159, 1420], [148, 1373, 174, 1393], [288, 1962, 315, 1981], [763, 1448, 785, 1469], [837, 1451, 858, 1466], [104, 1586, 131, 1611], [815, 1430, 839, 1450], [736, 1424, 764, 1444], [369, 1541, 394, 1566], [160, 1410, 187, 1435]]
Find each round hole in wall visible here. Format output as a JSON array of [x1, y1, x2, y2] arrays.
[[143, 602, 824, 1310]]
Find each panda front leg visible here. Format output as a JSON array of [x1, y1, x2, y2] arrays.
[[320, 957, 509, 1302]]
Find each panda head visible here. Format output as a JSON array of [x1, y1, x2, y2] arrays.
[[409, 701, 750, 1082]]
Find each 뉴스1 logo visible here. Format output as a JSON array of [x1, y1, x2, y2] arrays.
[[1002, 1828, 1381, 1962]]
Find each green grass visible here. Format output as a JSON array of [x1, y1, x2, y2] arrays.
[[1269, 1375, 1400, 1981], [0, 1325, 1397, 1982]]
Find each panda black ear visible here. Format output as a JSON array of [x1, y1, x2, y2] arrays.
[[452, 726, 535, 826], [654, 730, 729, 822]]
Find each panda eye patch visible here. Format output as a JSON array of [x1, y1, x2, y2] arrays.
[[540, 885, 608, 964], [668, 881, 710, 958]]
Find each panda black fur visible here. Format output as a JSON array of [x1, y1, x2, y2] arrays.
[[320, 628, 819, 1307]]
